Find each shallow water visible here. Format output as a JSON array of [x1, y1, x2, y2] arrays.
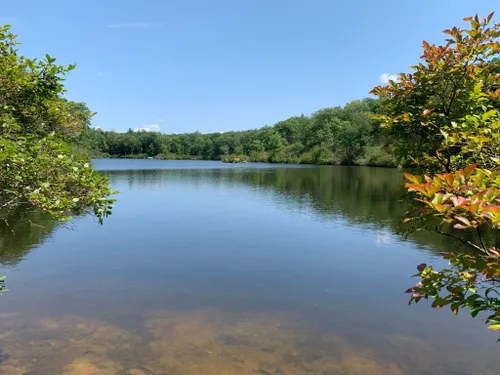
[[1, 159, 499, 375]]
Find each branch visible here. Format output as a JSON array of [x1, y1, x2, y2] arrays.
[[1, 197, 19, 208], [1, 217, 14, 234], [435, 226, 488, 254], [433, 151, 452, 172], [477, 227, 487, 251]]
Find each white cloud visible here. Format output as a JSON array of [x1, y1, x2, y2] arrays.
[[380, 73, 399, 84], [107, 22, 163, 29], [95, 72, 105, 77], [375, 230, 396, 246], [156, 118, 165, 122], [133, 124, 161, 132]]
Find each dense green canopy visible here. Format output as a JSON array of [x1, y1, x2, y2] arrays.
[[74, 98, 398, 167]]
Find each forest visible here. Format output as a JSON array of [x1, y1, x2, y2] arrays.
[[75, 55, 500, 167], [72, 98, 398, 167]]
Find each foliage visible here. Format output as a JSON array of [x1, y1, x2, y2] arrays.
[[1, 129, 114, 223], [0, 24, 116, 293], [372, 13, 500, 336], [74, 99, 396, 167], [249, 151, 270, 163], [0, 24, 115, 224], [406, 253, 500, 337], [355, 144, 398, 167], [403, 162, 500, 333], [403, 165, 500, 235], [371, 13, 500, 172], [221, 154, 249, 163]]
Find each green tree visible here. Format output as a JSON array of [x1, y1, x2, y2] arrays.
[[372, 14, 500, 172], [275, 115, 310, 145], [266, 132, 284, 151], [372, 13, 500, 336], [74, 96, 392, 166], [0, 24, 114, 225], [248, 139, 265, 153], [73, 127, 108, 156]]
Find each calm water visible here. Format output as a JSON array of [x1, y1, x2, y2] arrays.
[[1, 159, 499, 375]]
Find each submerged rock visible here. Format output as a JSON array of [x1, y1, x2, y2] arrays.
[[62, 358, 99, 375], [257, 361, 277, 374], [126, 369, 147, 375]]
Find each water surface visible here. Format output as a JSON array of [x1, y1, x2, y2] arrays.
[[0, 159, 499, 375]]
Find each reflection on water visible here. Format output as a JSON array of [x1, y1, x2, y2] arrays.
[[0, 206, 58, 266], [0, 162, 479, 267], [1, 160, 500, 375]]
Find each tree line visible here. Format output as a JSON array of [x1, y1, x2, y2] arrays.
[[73, 98, 398, 167]]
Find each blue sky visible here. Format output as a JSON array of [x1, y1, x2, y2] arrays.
[[2, 1, 497, 133]]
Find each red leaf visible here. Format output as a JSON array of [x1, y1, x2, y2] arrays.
[[484, 205, 500, 213], [451, 196, 467, 207], [415, 198, 434, 207], [426, 185, 441, 197], [434, 204, 450, 213], [463, 164, 477, 178], [405, 183, 426, 194], [443, 174, 454, 186], [403, 173, 422, 184], [417, 263, 427, 272], [455, 216, 471, 225]]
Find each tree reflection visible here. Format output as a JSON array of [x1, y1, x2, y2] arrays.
[[4, 165, 498, 267], [0, 206, 58, 266], [107, 166, 499, 255]]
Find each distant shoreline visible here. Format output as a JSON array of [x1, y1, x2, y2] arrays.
[[91, 155, 398, 168]]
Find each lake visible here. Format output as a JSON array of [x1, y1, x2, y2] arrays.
[[0, 159, 499, 375]]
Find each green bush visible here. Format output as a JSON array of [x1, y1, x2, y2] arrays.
[[310, 146, 341, 165], [221, 154, 250, 163], [270, 143, 304, 163], [249, 151, 270, 162], [355, 145, 398, 167]]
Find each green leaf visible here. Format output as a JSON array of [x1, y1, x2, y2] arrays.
[[471, 308, 482, 318], [488, 324, 500, 331], [450, 302, 460, 314], [432, 297, 450, 308]]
